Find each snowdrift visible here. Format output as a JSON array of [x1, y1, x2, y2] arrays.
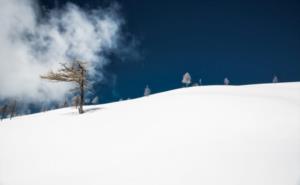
[[1, 83, 300, 185]]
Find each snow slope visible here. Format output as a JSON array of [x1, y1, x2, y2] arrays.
[[1, 83, 300, 185]]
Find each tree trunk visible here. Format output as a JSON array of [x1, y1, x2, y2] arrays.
[[78, 66, 84, 114], [79, 82, 84, 114]]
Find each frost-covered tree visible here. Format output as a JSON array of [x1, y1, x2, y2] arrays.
[[182, 72, 192, 87], [273, 75, 279, 83], [41, 61, 87, 114], [144, 85, 151, 96], [224, 77, 230, 85], [91, 96, 99, 104]]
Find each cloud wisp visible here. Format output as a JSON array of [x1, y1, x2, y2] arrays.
[[0, 0, 125, 103]]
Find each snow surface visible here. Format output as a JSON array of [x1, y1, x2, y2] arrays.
[[1, 83, 300, 185]]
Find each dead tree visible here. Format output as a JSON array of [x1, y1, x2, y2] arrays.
[[41, 61, 87, 114]]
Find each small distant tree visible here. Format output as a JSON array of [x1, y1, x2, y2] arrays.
[[91, 96, 99, 104], [84, 98, 91, 104], [60, 99, 68, 108], [273, 75, 279, 83], [192, 83, 199, 86], [224, 77, 230, 85], [144, 85, 151, 96], [72, 96, 80, 109], [41, 104, 48, 112], [41, 61, 87, 114], [9, 100, 17, 119], [199, 78, 202, 85], [0, 104, 8, 121], [182, 72, 192, 87]]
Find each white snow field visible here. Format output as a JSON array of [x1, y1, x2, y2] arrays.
[[0, 82, 300, 185]]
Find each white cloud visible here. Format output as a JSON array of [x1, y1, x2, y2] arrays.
[[0, 0, 124, 102]]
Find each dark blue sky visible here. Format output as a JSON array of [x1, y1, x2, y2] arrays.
[[42, 0, 300, 103]]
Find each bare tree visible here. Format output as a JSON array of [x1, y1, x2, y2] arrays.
[[182, 72, 192, 87], [224, 77, 230, 85], [144, 85, 151, 96], [41, 61, 87, 114]]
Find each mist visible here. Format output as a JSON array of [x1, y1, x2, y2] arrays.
[[0, 0, 125, 103]]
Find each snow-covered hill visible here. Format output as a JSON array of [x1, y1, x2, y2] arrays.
[[1, 83, 300, 185]]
